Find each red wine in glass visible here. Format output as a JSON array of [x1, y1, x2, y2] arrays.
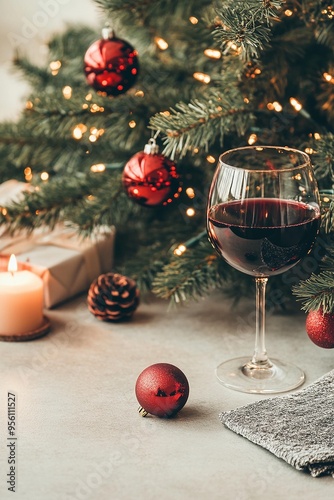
[[208, 198, 320, 277]]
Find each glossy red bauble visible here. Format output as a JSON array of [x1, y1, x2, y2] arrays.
[[135, 363, 189, 418], [84, 37, 139, 96], [306, 309, 334, 348], [122, 151, 181, 207]]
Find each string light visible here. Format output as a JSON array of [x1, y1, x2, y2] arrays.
[[89, 134, 97, 142], [135, 90, 145, 97], [248, 133, 257, 145], [24, 167, 33, 181], [284, 9, 293, 16], [85, 93, 92, 101], [90, 104, 104, 113], [186, 187, 195, 199], [49, 60, 61, 75], [204, 48, 221, 59], [40, 172, 49, 181], [90, 164, 106, 173], [82, 104, 89, 110], [26, 101, 33, 110], [161, 110, 171, 117], [189, 16, 198, 24], [305, 148, 314, 154], [186, 208, 196, 217], [1, 208, 7, 216], [267, 101, 282, 112], [244, 97, 250, 104], [155, 37, 168, 50], [129, 120, 137, 128], [72, 124, 87, 140], [62, 86, 72, 99], [206, 155, 216, 163], [323, 72, 334, 83], [314, 133, 321, 140], [173, 244, 187, 256], [193, 72, 211, 84], [290, 97, 302, 112]]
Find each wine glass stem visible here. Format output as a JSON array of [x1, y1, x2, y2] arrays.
[[252, 277, 271, 367]]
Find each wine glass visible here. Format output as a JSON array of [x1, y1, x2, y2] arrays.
[[207, 146, 320, 394]]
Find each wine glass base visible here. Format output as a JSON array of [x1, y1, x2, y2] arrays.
[[215, 357, 305, 394]]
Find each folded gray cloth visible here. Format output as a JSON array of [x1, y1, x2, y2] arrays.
[[220, 370, 334, 477]]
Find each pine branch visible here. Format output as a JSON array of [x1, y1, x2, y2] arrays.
[[150, 88, 254, 158], [313, 133, 334, 180], [152, 238, 226, 305], [292, 271, 334, 313], [213, 0, 283, 61]]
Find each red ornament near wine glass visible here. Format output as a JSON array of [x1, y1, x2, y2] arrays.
[[207, 146, 320, 394]]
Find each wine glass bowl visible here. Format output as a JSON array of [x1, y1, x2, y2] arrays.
[[207, 146, 320, 393]]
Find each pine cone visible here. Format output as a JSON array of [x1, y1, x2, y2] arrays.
[[87, 273, 140, 321]]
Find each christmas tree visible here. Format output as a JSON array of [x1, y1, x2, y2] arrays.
[[0, 0, 333, 310]]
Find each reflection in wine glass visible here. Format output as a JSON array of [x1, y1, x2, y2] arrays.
[[207, 146, 320, 393]]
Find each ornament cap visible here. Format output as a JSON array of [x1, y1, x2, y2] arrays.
[[144, 138, 159, 155], [138, 406, 149, 417], [102, 24, 115, 40]]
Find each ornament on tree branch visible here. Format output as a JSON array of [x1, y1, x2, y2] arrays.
[[87, 272, 139, 321], [135, 363, 189, 418], [84, 25, 139, 96], [122, 138, 182, 207], [306, 309, 334, 348]]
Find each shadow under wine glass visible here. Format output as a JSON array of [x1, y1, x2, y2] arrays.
[[207, 146, 321, 394]]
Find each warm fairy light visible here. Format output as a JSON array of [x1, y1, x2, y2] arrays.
[[72, 124, 87, 139], [98, 128, 105, 136], [90, 163, 106, 173], [8, 254, 18, 273], [155, 37, 168, 50], [82, 103, 89, 110], [135, 90, 144, 97], [244, 97, 250, 104], [193, 147, 199, 153], [129, 120, 137, 128], [323, 196, 330, 203], [323, 72, 334, 83], [161, 110, 171, 116], [285, 9, 293, 16], [62, 86, 72, 99], [24, 166, 33, 181], [290, 97, 302, 111], [186, 187, 195, 199], [204, 48, 221, 59], [305, 148, 314, 154], [2, 208, 7, 216], [189, 16, 198, 24], [90, 127, 98, 135], [90, 104, 104, 113], [49, 60, 61, 75], [173, 244, 187, 256], [206, 155, 216, 163], [248, 133, 257, 145], [193, 72, 211, 84], [40, 172, 49, 181], [225, 42, 242, 55], [254, 68, 261, 75], [89, 134, 97, 142], [85, 93, 92, 101], [186, 208, 196, 217], [314, 132, 321, 140], [267, 101, 283, 112], [26, 101, 33, 110]]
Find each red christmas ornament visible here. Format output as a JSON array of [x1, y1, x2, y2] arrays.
[[306, 309, 334, 348], [84, 26, 139, 96], [135, 363, 189, 418], [122, 139, 182, 207]]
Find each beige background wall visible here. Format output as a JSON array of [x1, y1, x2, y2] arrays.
[[0, 0, 100, 120]]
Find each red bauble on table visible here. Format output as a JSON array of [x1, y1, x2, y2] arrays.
[[122, 139, 182, 207], [306, 309, 334, 348], [84, 26, 139, 96], [135, 363, 189, 418]]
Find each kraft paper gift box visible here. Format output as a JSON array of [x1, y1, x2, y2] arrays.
[[0, 180, 115, 308], [0, 226, 115, 309]]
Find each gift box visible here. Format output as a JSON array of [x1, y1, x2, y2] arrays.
[[0, 226, 115, 309], [0, 180, 115, 308]]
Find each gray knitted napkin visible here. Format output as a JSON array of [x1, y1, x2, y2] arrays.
[[220, 370, 334, 477]]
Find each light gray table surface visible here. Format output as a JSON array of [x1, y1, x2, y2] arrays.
[[0, 292, 333, 500]]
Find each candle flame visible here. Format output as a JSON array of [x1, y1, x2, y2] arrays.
[[8, 254, 18, 273]]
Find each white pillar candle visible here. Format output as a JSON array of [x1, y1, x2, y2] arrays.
[[0, 254, 44, 335]]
